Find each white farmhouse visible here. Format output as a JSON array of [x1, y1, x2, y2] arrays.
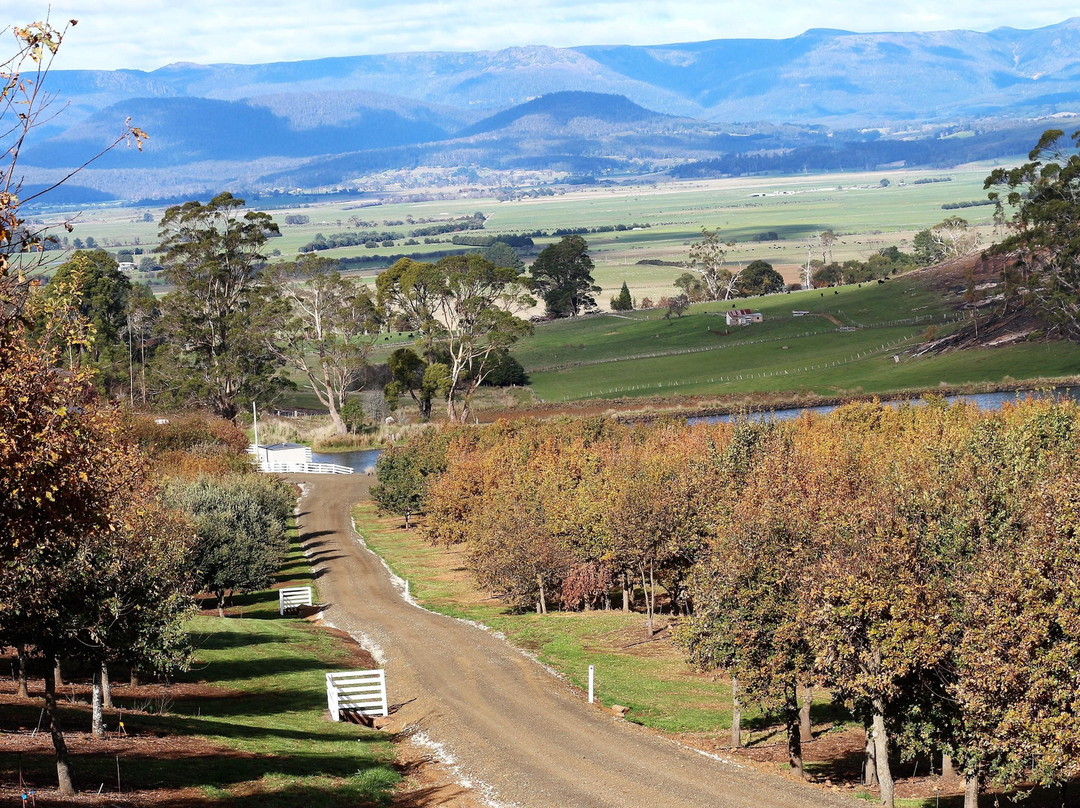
[[726, 308, 763, 326]]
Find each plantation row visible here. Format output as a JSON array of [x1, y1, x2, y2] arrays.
[[373, 399, 1080, 808]]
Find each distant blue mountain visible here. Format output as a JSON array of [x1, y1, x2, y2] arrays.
[[20, 18, 1080, 199]]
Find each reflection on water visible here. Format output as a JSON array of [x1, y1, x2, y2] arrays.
[[688, 387, 1080, 425], [310, 448, 383, 473]]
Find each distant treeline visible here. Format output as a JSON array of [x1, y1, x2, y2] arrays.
[[669, 127, 1048, 178]]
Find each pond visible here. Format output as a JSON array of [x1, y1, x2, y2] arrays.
[[309, 447, 383, 473]]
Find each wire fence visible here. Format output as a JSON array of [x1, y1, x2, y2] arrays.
[[563, 333, 923, 401], [537, 311, 964, 375]]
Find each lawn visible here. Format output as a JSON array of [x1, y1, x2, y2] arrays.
[[0, 516, 400, 806], [512, 276, 1080, 402]]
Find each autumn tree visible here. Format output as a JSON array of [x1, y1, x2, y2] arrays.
[[155, 192, 285, 420], [265, 255, 381, 434], [0, 18, 157, 795]]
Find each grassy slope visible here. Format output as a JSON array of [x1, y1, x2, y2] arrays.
[[513, 275, 1080, 402]]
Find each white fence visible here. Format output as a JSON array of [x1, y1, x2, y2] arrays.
[[259, 461, 353, 475], [326, 670, 388, 720], [278, 586, 313, 615]]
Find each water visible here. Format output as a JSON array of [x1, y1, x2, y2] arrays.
[[310, 448, 383, 473], [687, 387, 1080, 425]]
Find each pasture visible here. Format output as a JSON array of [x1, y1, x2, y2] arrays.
[[44, 162, 1010, 310], [512, 274, 1080, 402]]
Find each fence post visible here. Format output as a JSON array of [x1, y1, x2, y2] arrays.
[[588, 665, 595, 704]]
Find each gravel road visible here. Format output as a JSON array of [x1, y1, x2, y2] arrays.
[[290, 473, 855, 808]]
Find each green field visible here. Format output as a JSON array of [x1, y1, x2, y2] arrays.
[[511, 276, 1080, 402], [43, 163, 1012, 307]]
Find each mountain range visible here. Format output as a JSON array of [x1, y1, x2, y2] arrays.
[[20, 18, 1080, 203]]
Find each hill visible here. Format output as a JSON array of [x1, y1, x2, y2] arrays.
[[20, 19, 1080, 201], [508, 264, 1080, 406]]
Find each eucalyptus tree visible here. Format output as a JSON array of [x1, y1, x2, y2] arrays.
[[985, 129, 1080, 339], [265, 255, 381, 434], [378, 254, 533, 423], [156, 192, 285, 420]]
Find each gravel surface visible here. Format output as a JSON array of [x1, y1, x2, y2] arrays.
[[292, 473, 856, 808]]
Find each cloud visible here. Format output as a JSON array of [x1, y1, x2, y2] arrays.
[[4, 0, 1078, 71]]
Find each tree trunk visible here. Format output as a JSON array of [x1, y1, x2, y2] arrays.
[[942, 753, 956, 782], [640, 561, 654, 637], [216, 590, 226, 618], [404, 509, 411, 530], [536, 574, 547, 615], [54, 659, 64, 689], [101, 662, 113, 710], [731, 677, 742, 749], [864, 726, 879, 787], [787, 684, 804, 778], [799, 684, 813, 742], [963, 772, 979, 808], [621, 571, 630, 612], [91, 668, 105, 739], [43, 654, 75, 796], [871, 702, 895, 808], [130, 668, 141, 687], [327, 400, 346, 435], [16, 646, 28, 698]]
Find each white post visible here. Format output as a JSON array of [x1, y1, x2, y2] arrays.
[[405, 580, 410, 600], [252, 401, 259, 451], [588, 665, 594, 704]]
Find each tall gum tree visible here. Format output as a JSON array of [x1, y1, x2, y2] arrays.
[[378, 254, 532, 423], [156, 192, 284, 420], [265, 255, 380, 434]]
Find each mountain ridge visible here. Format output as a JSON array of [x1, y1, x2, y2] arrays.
[[22, 19, 1080, 201]]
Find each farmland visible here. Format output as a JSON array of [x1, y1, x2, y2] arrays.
[[46, 162, 1006, 310], [512, 274, 1080, 403]]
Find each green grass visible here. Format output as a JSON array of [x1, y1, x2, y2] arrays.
[[512, 277, 1080, 402], [352, 502, 841, 737], [3, 517, 398, 806]]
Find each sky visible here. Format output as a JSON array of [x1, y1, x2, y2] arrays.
[[4, 1, 1079, 72]]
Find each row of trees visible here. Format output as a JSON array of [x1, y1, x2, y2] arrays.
[[374, 400, 1080, 807], [43, 207, 609, 427]]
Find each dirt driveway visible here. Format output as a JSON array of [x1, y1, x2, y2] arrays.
[[291, 474, 854, 808]]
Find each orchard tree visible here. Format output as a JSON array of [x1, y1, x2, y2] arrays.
[[985, 129, 1080, 339], [265, 255, 381, 434], [156, 192, 285, 420], [528, 234, 600, 317], [162, 475, 292, 616], [0, 18, 153, 796]]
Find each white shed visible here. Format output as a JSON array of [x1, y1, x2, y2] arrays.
[[255, 443, 312, 465]]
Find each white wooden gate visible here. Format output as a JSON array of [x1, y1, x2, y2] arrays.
[[278, 586, 313, 614], [326, 669, 388, 720]]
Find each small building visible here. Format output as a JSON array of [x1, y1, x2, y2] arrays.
[[726, 309, 763, 326], [792, 310, 810, 317], [255, 443, 312, 465]]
